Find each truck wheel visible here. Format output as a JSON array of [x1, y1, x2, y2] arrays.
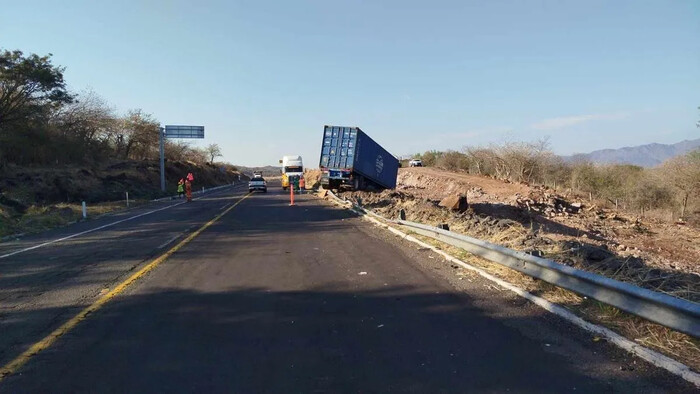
[[353, 176, 366, 190]]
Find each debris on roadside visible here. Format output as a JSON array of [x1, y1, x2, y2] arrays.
[[515, 187, 582, 217], [438, 195, 468, 213]]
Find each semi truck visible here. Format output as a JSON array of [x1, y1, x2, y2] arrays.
[[280, 155, 304, 190], [319, 125, 399, 190]]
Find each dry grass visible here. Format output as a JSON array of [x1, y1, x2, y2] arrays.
[[544, 242, 700, 303], [0, 199, 149, 238]]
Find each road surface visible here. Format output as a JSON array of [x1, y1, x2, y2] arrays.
[[0, 181, 693, 392]]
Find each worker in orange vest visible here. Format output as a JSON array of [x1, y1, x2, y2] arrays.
[[299, 176, 305, 194], [185, 178, 192, 202]]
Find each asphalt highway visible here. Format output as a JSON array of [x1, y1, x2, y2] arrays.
[[0, 181, 692, 392]]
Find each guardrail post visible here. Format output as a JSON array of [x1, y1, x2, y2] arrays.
[[126, 192, 129, 207], [82, 201, 87, 219]]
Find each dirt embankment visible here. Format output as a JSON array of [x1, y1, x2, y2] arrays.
[[304, 169, 322, 189], [338, 167, 700, 302], [0, 160, 247, 237]]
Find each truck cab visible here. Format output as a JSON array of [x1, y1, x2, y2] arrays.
[[281, 155, 304, 190]]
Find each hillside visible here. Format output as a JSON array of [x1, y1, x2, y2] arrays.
[[235, 165, 281, 177], [0, 160, 246, 237], [565, 138, 700, 167]]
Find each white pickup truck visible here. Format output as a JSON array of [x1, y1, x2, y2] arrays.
[[248, 176, 267, 193]]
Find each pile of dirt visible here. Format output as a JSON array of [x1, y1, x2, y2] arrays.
[[304, 169, 322, 189], [515, 187, 583, 217], [342, 189, 522, 242], [397, 167, 530, 203]]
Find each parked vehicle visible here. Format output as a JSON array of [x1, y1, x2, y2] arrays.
[[280, 155, 304, 191], [409, 159, 423, 167], [319, 125, 399, 190], [248, 177, 267, 193]]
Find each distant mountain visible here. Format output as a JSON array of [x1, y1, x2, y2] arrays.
[[235, 165, 281, 177], [564, 138, 700, 167]]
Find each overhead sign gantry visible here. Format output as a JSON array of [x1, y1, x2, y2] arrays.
[[159, 125, 205, 191]]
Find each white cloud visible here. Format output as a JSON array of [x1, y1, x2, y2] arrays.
[[531, 112, 630, 131]]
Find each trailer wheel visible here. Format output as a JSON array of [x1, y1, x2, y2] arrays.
[[353, 176, 366, 190]]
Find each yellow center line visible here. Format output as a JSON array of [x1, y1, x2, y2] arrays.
[[0, 192, 252, 382]]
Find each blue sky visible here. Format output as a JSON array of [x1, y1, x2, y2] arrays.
[[2, 0, 698, 166]]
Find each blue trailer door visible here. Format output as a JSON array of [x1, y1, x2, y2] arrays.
[[320, 125, 357, 172]]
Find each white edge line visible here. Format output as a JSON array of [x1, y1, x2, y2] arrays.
[[337, 201, 700, 387], [0, 202, 185, 259], [0, 185, 241, 260]]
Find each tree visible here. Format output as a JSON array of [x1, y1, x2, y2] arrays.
[[51, 90, 117, 161], [626, 171, 672, 215], [164, 140, 191, 161], [570, 161, 598, 196], [463, 147, 496, 176], [0, 49, 73, 128], [436, 150, 469, 171], [662, 150, 700, 219], [114, 109, 159, 160], [419, 150, 442, 167], [205, 143, 222, 164]]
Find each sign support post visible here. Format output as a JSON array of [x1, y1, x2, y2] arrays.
[[159, 125, 205, 193], [159, 127, 165, 192]]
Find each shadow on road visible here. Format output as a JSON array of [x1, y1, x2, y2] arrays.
[[0, 189, 690, 392], [0, 285, 676, 393]]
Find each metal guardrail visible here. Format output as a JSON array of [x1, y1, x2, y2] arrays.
[[326, 191, 700, 337]]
